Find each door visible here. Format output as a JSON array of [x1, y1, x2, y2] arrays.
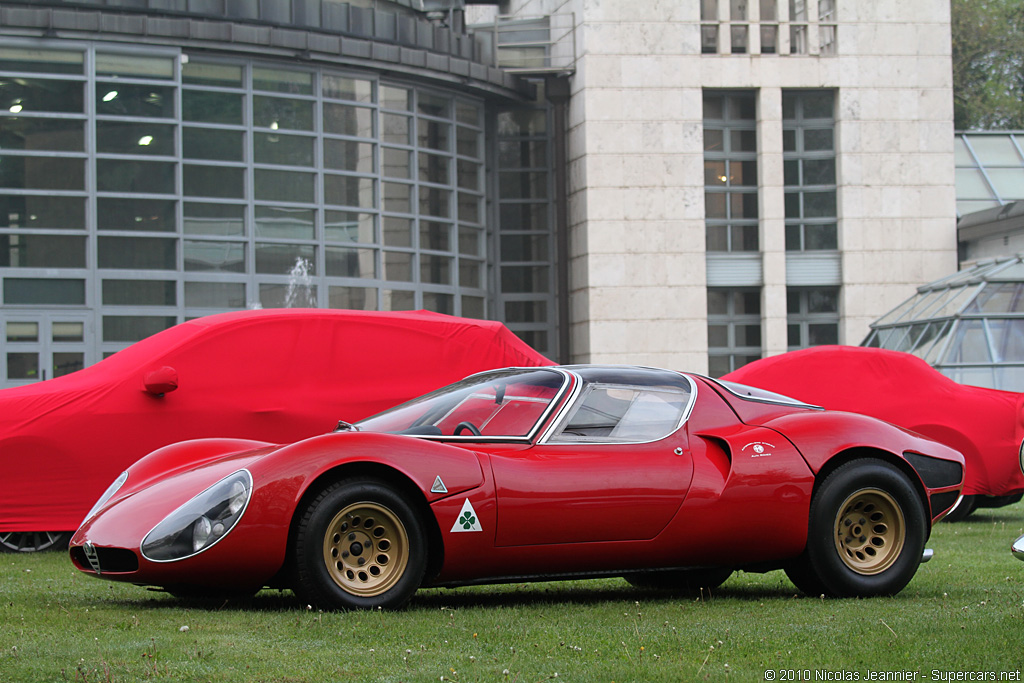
[[3, 315, 89, 386], [490, 380, 696, 546]]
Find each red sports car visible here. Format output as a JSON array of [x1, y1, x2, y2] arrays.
[[724, 346, 1024, 520], [1, 309, 550, 553], [70, 365, 963, 607]]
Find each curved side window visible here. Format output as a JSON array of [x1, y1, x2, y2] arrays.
[[548, 383, 690, 443]]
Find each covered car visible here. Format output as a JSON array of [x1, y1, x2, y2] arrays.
[[724, 345, 1024, 519], [1, 309, 551, 552], [71, 365, 964, 607]]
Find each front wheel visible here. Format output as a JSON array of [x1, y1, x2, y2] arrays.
[[785, 459, 926, 598], [291, 478, 427, 610]]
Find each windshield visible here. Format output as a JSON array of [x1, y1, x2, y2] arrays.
[[358, 368, 567, 438]]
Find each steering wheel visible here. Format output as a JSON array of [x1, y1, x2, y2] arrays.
[[453, 421, 483, 436]]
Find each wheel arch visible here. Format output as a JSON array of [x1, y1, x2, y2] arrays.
[[811, 446, 932, 539], [286, 461, 445, 586]]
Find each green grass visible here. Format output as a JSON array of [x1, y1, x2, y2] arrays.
[[3, 503, 1024, 683]]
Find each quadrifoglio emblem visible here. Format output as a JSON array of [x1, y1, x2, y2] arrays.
[[742, 441, 775, 458], [451, 499, 482, 533]]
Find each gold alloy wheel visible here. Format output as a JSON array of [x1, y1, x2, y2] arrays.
[[833, 488, 906, 575], [323, 501, 410, 597]]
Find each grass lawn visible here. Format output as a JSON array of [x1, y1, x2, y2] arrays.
[[2, 502, 1024, 682]]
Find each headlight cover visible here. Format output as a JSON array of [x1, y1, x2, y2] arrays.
[[82, 471, 128, 525], [141, 469, 253, 562]]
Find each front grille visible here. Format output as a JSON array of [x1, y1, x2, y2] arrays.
[[905, 452, 964, 489], [70, 545, 139, 574]]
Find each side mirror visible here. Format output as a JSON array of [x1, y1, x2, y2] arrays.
[[143, 366, 179, 397]]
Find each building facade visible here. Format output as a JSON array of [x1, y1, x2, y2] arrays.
[[0, 0, 957, 388], [484, 0, 958, 374]]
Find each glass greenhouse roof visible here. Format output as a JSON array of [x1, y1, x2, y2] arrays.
[[956, 132, 1024, 217], [863, 255, 1024, 390]]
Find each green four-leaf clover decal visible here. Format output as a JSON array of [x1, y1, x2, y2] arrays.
[[458, 511, 477, 529]]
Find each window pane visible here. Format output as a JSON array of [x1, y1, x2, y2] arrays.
[[184, 202, 245, 236], [381, 113, 410, 144], [383, 182, 413, 213], [323, 103, 373, 137], [255, 243, 315, 274], [0, 156, 84, 190], [325, 175, 374, 208], [382, 216, 412, 247], [254, 169, 315, 203], [183, 128, 244, 161], [52, 353, 84, 377], [4, 278, 85, 305], [98, 236, 175, 269], [383, 251, 413, 281], [184, 165, 244, 198], [0, 196, 85, 230], [0, 118, 84, 152], [804, 129, 834, 151], [420, 254, 452, 284], [253, 67, 313, 95], [380, 86, 411, 110], [382, 148, 412, 179], [419, 152, 450, 184], [254, 95, 313, 131], [421, 220, 452, 252], [97, 198, 176, 232], [457, 127, 480, 158], [96, 160, 174, 194], [0, 78, 83, 113], [255, 206, 315, 240], [325, 211, 374, 243], [1, 234, 85, 267], [329, 285, 378, 309], [103, 316, 177, 342], [96, 53, 173, 79], [183, 240, 245, 272], [185, 281, 247, 308], [183, 90, 243, 124], [7, 352, 39, 380], [420, 187, 451, 217], [326, 247, 376, 278], [96, 84, 174, 118], [102, 279, 176, 305], [182, 61, 243, 87], [0, 47, 83, 74], [322, 75, 373, 102], [97, 121, 174, 156], [325, 140, 374, 172]]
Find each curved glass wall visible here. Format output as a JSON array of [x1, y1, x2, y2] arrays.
[[863, 256, 1024, 390], [0, 41, 492, 377]]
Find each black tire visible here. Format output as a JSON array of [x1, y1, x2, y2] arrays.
[[625, 568, 733, 593], [941, 494, 976, 522], [0, 531, 73, 553], [292, 478, 427, 610], [788, 459, 926, 598]]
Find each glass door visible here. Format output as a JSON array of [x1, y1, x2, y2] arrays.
[[3, 316, 89, 386]]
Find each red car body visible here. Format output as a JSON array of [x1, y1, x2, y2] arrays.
[[724, 346, 1024, 517], [1, 309, 551, 551], [70, 365, 964, 606]]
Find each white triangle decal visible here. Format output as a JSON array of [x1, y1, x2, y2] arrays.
[[450, 498, 482, 533], [431, 476, 448, 494]]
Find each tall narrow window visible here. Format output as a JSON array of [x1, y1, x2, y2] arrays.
[[708, 288, 762, 377], [701, 0, 719, 53], [704, 92, 758, 253], [783, 90, 836, 252], [787, 287, 839, 349]]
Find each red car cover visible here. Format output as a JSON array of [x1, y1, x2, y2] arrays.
[[724, 345, 1024, 499], [0, 309, 552, 534]]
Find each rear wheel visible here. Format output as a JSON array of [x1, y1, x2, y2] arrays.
[[786, 459, 926, 598], [292, 478, 427, 610], [625, 568, 732, 594], [0, 531, 72, 553]]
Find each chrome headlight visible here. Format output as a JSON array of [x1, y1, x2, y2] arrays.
[[1019, 438, 1024, 476], [82, 471, 128, 525], [141, 470, 252, 562]]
